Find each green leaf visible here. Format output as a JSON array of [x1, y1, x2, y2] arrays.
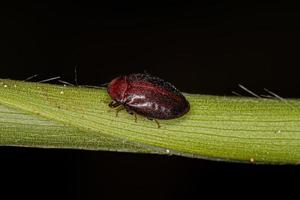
[[1, 79, 300, 164]]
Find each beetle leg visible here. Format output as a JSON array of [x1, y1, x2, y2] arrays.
[[147, 118, 161, 128], [109, 101, 124, 117], [134, 114, 137, 122], [115, 106, 124, 117], [129, 113, 137, 122], [125, 108, 137, 122], [109, 100, 120, 108], [154, 119, 161, 128]]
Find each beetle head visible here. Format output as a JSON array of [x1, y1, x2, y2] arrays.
[[107, 76, 128, 103]]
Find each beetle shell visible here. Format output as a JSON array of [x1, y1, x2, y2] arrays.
[[107, 73, 190, 119]]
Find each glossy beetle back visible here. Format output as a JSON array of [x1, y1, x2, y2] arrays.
[[107, 73, 190, 120]]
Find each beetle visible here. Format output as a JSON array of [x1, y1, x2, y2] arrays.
[[107, 73, 190, 128]]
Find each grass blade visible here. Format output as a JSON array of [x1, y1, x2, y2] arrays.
[[1, 79, 300, 164]]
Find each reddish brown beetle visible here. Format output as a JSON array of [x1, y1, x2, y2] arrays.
[[107, 73, 190, 128]]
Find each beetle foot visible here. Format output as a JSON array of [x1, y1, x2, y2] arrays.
[[154, 119, 161, 128], [134, 114, 137, 122], [127, 111, 137, 122], [114, 106, 124, 117], [147, 118, 160, 128]]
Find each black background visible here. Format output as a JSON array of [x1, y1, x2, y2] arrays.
[[1, 1, 300, 199]]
